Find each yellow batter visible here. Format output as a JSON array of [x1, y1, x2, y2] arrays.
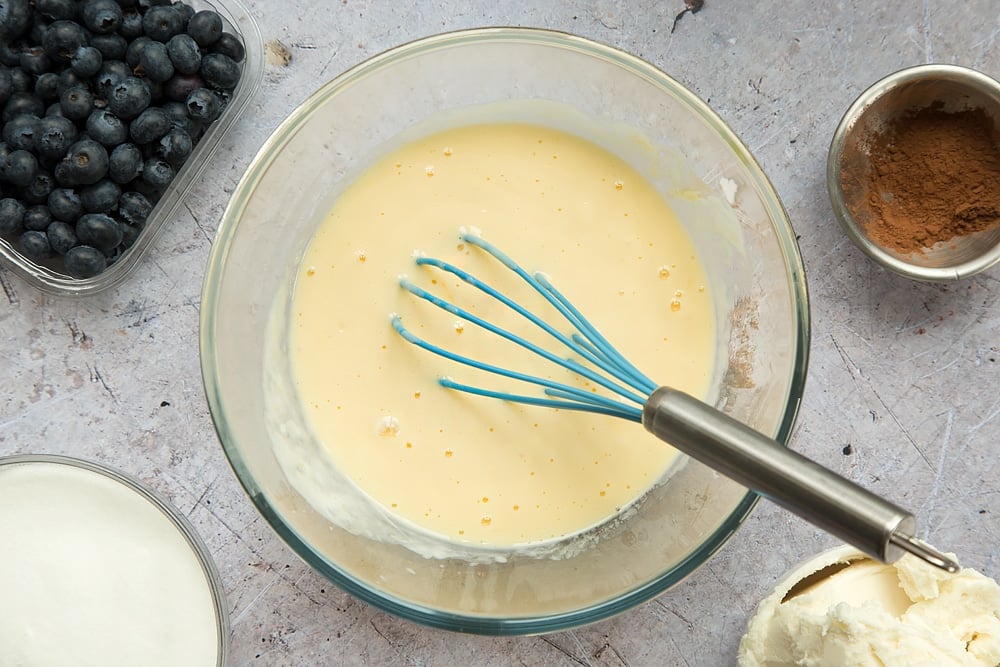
[[290, 123, 716, 547]]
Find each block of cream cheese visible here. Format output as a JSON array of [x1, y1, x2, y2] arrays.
[[738, 545, 1000, 667]]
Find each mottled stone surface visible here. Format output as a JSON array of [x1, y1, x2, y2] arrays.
[[2, 2, 999, 665]]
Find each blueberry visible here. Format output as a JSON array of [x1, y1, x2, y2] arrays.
[[158, 126, 191, 166], [18, 229, 51, 260], [107, 76, 150, 119], [147, 78, 164, 103], [200, 53, 240, 91], [70, 45, 103, 77], [89, 33, 128, 60], [0, 0, 32, 40], [172, 2, 194, 24], [95, 60, 132, 97], [125, 35, 152, 68], [120, 219, 141, 248], [0, 197, 25, 234], [164, 72, 204, 102], [129, 106, 170, 144], [186, 9, 222, 47], [76, 212, 122, 250], [102, 244, 123, 263], [21, 171, 55, 204], [34, 72, 61, 101], [37, 0, 79, 21], [47, 187, 82, 221], [119, 8, 143, 39], [59, 86, 94, 121], [30, 14, 49, 41], [57, 68, 86, 91], [3, 92, 44, 121], [3, 149, 38, 186], [64, 244, 107, 277], [41, 19, 88, 60], [55, 138, 109, 186], [81, 0, 123, 34], [8, 65, 31, 92], [0, 67, 11, 106], [211, 32, 245, 62], [138, 0, 172, 8], [80, 178, 120, 213], [86, 109, 128, 147], [143, 5, 183, 41], [2, 114, 37, 150], [46, 220, 77, 254], [185, 87, 220, 122], [118, 189, 151, 225], [139, 40, 174, 82], [108, 142, 142, 183], [23, 204, 52, 230], [34, 115, 78, 160], [18, 46, 51, 76], [166, 33, 201, 75], [29, 15, 49, 45], [141, 156, 173, 189], [129, 177, 164, 201], [160, 100, 197, 133], [0, 44, 20, 69]]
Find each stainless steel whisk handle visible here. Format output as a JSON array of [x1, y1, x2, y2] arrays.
[[642, 387, 959, 572]]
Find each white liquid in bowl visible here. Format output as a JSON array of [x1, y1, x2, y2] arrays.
[[0, 458, 224, 666]]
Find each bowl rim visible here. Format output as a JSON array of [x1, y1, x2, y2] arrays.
[[826, 63, 1000, 282], [200, 26, 811, 634]]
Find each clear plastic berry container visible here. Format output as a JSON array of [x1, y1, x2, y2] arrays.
[[0, 0, 263, 296]]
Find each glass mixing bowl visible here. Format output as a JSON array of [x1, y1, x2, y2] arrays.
[[201, 28, 809, 634]]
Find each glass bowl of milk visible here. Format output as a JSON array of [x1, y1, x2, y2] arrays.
[[201, 28, 810, 633], [0, 455, 229, 664]]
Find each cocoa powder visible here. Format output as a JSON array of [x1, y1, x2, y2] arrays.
[[860, 105, 1000, 254]]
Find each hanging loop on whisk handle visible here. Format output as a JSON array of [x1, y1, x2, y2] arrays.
[[642, 387, 958, 572]]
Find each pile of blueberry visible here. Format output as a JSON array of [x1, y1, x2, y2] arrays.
[[0, 0, 245, 279]]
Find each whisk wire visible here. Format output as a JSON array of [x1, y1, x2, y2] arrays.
[[390, 314, 643, 421], [396, 276, 646, 405], [393, 232, 663, 417], [457, 233, 657, 395], [412, 255, 626, 383], [460, 233, 656, 395], [531, 271, 659, 395], [439, 377, 644, 421]]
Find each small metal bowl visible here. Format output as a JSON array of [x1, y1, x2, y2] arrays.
[[827, 64, 1000, 281]]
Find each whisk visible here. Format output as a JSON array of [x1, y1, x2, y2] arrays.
[[391, 232, 959, 572]]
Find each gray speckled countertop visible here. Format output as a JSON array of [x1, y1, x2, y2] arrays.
[[2, 2, 999, 665]]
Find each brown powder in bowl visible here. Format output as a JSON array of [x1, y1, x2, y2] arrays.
[[860, 105, 1000, 254]]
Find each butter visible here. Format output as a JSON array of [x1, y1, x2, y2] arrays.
[[739, 545, 1000, 667]]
